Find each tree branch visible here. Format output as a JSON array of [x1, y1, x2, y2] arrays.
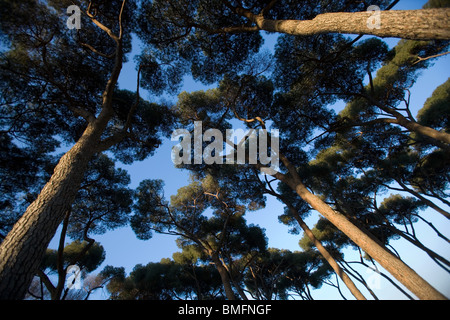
[[86, 1, 119, 43], [118, 0, 127, 40], [412, 51, 450, 65], [219, 3, 450, 40], [79, 42, 115, 59]]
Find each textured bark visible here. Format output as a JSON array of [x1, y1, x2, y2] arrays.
[[277, 154, 447, 300], [0, 2, 126, 298], [0, 119, 109, 299], [291, 179, 447, 300], [250, 9, 450, 40]]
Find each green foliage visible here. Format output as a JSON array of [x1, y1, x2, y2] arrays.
[[134, 0, 389, 88], [417, 77, 450, 132], [132, 175, 267, 252], [2, 0, 450, 301], [109, 89, 176, 164], [0, 0, 174, 237], [423, 0, 450, 8], [68, 154, 133, 239], [131, 179, 168, 240], [298, 218, 349, 253], [106, 258, 225, 300], [42, 241, 106, 273], [0, 135, 57, 236], [244, 248, 333, 300], [410, 149, 450, 197], [135, 0, 263, 85], [377, 195, 424, 225]]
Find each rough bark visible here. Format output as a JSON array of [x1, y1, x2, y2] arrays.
[[246, 9, 450, 40], [0, 119, 108, 299], [0, 1, 127, 298], [277, 153, 447, 300]]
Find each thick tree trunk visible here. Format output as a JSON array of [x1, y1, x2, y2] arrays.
[[277, 154, 447, 300], [290, 179, 447, 300], [284, 202, 367, 300], [0, 11, 124, 297], [250, 9, 450, 40], [0, 119, 108, 299], [211, 252, 236, 300]]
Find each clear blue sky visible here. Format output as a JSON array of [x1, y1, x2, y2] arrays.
[[50, 0, 450, 300]]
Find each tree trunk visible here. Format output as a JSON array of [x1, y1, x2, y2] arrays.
[[0, 118, 109, 300], [285, 202, 367, 300], [211, 252, 236, 300], [232, 278, 248, 300], [0, 12, 124, 296], [383, 223, 450, 271], [391, 112, 450, 146], [290, 178, 447, 300], [364, 95, 450, 147], [250, 9, 450, 40], [277, 153, 447, 300], [53, 210, 71, 300]]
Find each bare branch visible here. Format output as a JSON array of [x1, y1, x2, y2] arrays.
[[86, 1, 119, 42], [124, 63, 146, 131], [119, 0, 127, 40], [79, 42, 115, 59], [412, 51, 450, 65]]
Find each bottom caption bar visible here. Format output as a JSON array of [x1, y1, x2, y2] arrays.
[[177, 303, 272, 317]]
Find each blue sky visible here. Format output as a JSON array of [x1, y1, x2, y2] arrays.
[[49, 0, 450, 300]]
